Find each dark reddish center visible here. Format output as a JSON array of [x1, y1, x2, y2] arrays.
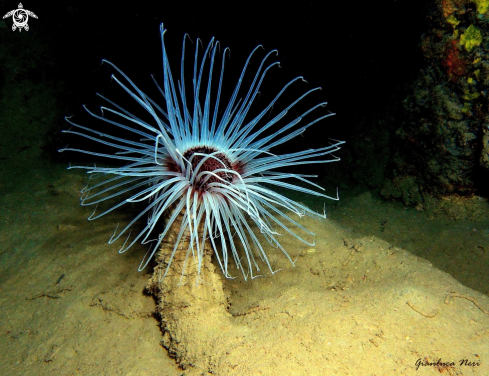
[[183, 146, 234, 191]]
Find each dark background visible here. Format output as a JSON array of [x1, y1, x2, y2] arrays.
[[1, 0, 430, 183]]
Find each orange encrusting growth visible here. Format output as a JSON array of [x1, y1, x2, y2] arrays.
[[442, 40, 466, 80]]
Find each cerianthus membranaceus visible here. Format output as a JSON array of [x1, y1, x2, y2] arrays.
[[60, 24, 344, 281]]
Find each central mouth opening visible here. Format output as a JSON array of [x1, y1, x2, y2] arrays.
[[183, 146, 234, 191]]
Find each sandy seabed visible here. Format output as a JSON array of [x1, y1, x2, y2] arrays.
[[1, 162, 488, 376]]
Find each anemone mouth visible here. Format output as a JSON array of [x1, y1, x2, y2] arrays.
[[183, 146, 235, 190], [164, 145, 245, 195]]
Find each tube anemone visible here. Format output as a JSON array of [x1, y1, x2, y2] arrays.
[[60, 24, 344, 282]]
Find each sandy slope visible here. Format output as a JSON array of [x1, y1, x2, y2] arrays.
[[0, 164, 488, 375]]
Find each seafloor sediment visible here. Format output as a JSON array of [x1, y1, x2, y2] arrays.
[[1, 165, 488, 375]]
